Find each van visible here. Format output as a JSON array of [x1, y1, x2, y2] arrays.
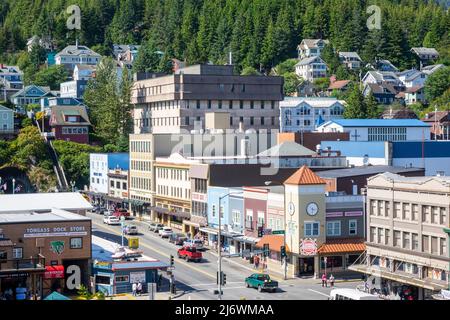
[[329, 288, 381, 300]]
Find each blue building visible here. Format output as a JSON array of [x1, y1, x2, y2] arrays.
[[203, 187, 243, 252], [321, 140, 450, 176]]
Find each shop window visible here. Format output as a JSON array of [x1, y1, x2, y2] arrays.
[[70, 238, 83, 249], [326, 221, 341, 236], [96, 275, 111, 285], [115, 275, 129, 283], [304, 222, 319, 237], [0, 251, 7, 260], [12, 247, 23, 259]]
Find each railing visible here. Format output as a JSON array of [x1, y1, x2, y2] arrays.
[[0, 256, 46, 272]]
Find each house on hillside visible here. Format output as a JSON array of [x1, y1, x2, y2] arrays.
[[381, 107, 418, 120], [50, 105, 91, 144], [397, 69, 427, 88], [404, 85, 426, 105], [363, 82, 397, 105], [411, 47, 439, 64], [338, 52, 362, 70], [297, 39, 329, 59], [0, 105, 14, 134], [327, 79, 351, 96], [366, 59, 399, 72], [0, 64, 23, 100], [422, 111, 450, 140], [421, 64, 445, 76], [295, 56, 328, 82], [11, 85, 56, 108], [55, 42, 101, 72]]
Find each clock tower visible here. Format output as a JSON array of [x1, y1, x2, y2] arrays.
[[284, 165, 326, 278]]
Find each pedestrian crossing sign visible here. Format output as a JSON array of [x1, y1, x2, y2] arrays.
[[128, 237, 139, 249]]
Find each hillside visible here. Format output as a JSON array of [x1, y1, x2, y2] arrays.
[[1, 0, 449, 71]]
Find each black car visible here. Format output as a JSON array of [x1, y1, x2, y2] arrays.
[[169, 233, 188, 246], [92, 206, 104, 214]]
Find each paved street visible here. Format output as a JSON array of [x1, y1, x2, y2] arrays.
[[88, 212, 362, 300]]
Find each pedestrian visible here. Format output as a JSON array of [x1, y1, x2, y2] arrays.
[[254, 255, 260, 269], [321, 273, 327, 287], [132, 282, 137, 296], [137, 282, 143, 296], [329, 274, 335, 288]]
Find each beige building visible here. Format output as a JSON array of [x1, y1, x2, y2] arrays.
[[131, 64, 283, 134], [350, 172, 450, 300]]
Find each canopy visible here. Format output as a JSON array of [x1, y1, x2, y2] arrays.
[[44, 291, 71, 300]]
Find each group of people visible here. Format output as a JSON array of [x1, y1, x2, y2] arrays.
[[321, 273, 335, 288], [251, 255, 267, 270], [131, 281, 144, 296]]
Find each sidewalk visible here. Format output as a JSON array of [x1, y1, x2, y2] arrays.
[[109, 290, 185, 300]]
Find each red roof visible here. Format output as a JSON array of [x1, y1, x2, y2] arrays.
[[328, 80, 350, 90], [284, 165, 326, 186], [318, 238, 365, 254]]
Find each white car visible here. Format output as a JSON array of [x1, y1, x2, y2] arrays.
[[183, 239, 204, 250], [103, 215, 120, 225], [159, 227, 173, 238]]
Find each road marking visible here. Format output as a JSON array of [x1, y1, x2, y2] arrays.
[[92, 220, 216, 280], [308, 289, 330, 298]]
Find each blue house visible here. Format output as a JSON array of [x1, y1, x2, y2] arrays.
[[204, 187, 243, 252], [11, 85, 56, 108]]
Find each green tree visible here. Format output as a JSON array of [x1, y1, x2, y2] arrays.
[[33, 65, 68, 90], [133, 39, 162, 74], [365, 92, 380, 119], [283, 72, 301, 96], [241, 67, 261, 76], [344, 85, 367, 119], [424, 67, 450, 102]]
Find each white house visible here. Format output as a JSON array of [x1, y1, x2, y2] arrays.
[[338, 52, 362, 70], [397, 69, 427, 88], [0, 64, 23, 100], [0, 105, 14, 133], [297, 39, 329, 59], [405, 85, 426, 105], [362, 71, 402, 87], [55, 43, 101, 72], [90, 154, 109, 194], [280, 97, 345, 132], [295, 56, 327, 82], [316, 119, 431, 142]]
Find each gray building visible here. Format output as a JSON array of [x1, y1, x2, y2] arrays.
[[131, 64, 284, 134]]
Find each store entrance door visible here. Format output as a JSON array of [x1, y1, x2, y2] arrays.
[[298, 257, 315, 276]]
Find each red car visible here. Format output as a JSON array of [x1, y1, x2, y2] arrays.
[[177, 246, 202, 262], [112, 208, 130, 218]]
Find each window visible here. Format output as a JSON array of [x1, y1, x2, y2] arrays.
[[422, 235, 429, 253], [349, 220, 357, 235], [440, 207, 447, 225], [0, 251, 7, 260], [12, 247, 23, 259], [431, 236, 438, 255], [440, 238, 447, 255], [377, 228, 384, 244], [115, 275, 129, 283], [393, 230, 401, 247], [70, 238, 83, 249], [370, 227, 376, 242], [431, 206, 439, 224], [240, 101, 244, 109], [403, 232, 410, 250], [385, 229, 390, 245], [246, 210, 253, 229], [327, 221, 341, 236], [412, 234, 419, 251], [232, 210, 241, 225], [393, 202, 401, 219], [304, 222, 320, 237]]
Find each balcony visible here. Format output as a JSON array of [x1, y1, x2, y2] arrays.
[[0, 255, 46, 273]]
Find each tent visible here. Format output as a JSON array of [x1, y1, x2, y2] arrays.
[[44, 291, 71, 300]]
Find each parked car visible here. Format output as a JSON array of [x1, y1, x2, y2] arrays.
[[183, 239, 204, 250], [177, 246, 202, 262], [123, 225, 138, 235], [245, 274, 278, 293], [104, 210, 114, 216], [159, 227, 173, 238], [149, 223, 165, 233], [169, 233, 188, 246], [112, 208, 130, 219], [103, 215, 120, 225]]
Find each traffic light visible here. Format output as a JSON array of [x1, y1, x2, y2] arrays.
[[217, 272, 226, 286], [258, 226, 263, 238], [263, 243, 269, 257], [280, 245, 286, 258], [170, 255, 174, 267], [222, 273, 227, 285]]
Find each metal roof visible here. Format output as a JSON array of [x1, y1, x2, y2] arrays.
[[317, 165, 424, 179], [0, 192, 93, 213], [324, 119, 430, 127], [0, 208, 91, 223], [112, 261, 170, 270]]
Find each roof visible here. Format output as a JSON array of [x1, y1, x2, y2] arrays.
[[422, 64, 445, 75], [296, 56, 326, 66], [317, 165, 424, 179], [11, 85, 51, 98], [338, 52, 361, 60], [56, 45, 101, 58], [255, 235, 290, 252], [299, 39, 329, 50], [0, 105, 13, 112], [422, 111, 450, 123], [411, 47, 439, 56], [280, 97, 345, 109], [328, 80, 350, 90], [405, 85, 424, 93], [111, 260, 170, 271], [257, 141, 316, 157], [284, 165, 326, 185], [369, 172, 450, 186], [318, 238, 365, 254], [44, 292, 71, 301], [0, 208, 91, 224], [50, 105, 91, 126], [0, 192, 93, 213], [324, 119, 430, 128]]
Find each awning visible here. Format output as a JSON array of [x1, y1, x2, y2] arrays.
[[183, 220, 201, 228], [44, 265, 65, 279], [318, 239, 366, 254], [255, 235, 290, 253], [198, 227, 242, 238], [234, 235, 260, 244]]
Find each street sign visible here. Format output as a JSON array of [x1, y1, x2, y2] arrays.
[[272, 230, 285, 235], [128, 237, 139, 249]]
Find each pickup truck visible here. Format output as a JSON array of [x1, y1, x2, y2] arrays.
[[177, 246, 202, 262], [245, 274, 278, 293], [112, 208, 130, 219]]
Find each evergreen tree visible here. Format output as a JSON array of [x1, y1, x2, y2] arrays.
[[344, 85, 367, 119], [133, 40, 161, 73]]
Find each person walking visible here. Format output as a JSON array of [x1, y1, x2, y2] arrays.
[[329, 274, 335, 288], [321, 273, 327, 287], [132, 282, 137, 296], [254, 255, 260, 270], [137, 282, 142, 296]]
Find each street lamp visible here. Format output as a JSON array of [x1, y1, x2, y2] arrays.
[[265, 180, 288, 280], [217, 191, 243, 300], [12, 178, 16, 194]]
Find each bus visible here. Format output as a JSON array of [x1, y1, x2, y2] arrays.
[[329, 288, 381, 300]]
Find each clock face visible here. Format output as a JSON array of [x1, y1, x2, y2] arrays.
[[288, 202, 295, 216], [306, 202, 319, 216]]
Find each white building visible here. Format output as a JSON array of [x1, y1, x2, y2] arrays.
[[90, 154, 109, 194], [316, 119, 431, 142], [0, 105, 14, 133], [297, 39, 329, 59], [279, 97, 345, 132], [397, 69, 427, 88], [295, 56, 328, 82], [362, 71, 402, 88], [338, 52, 362, 70], [55, 43, 101, 72]]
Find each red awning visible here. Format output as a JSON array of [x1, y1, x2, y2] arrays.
[[44, 266, 65, 279]]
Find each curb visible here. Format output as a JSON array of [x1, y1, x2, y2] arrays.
[[168, 290, 186, 300]]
